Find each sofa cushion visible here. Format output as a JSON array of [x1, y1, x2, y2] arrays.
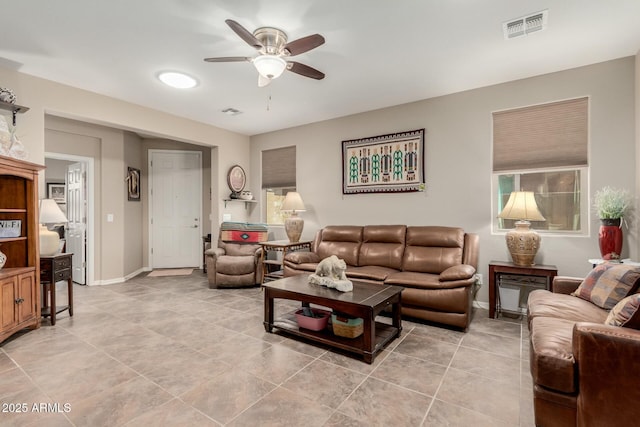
[[385, 271, 440, 289], [224, 243, 260, 257], [216, 255, 255, 275], [316, 226, 362, 266], [605, 293, 640, 329], [529, 316, 577, 394], [359, 225, 406, 269], [403, 226, 464, 274], [346, 265, 398, 282], [527, 290, 608, 329], [571, 264, 640, 309]]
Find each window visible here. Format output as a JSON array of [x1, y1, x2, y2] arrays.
[[262, 146, 296, 225], [492, 97, 588, 234]]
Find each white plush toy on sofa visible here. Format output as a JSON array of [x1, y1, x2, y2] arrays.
[[308, 255, 353, 292]]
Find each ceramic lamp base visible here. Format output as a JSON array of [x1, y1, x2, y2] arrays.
[[505, 221, 541, 266], [285, 214, 304, 243], [39, 224, 60, 256]]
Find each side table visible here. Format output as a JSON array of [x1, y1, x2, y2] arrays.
[[488, 261, 557, 318], [259, 240, 312, 283], [40, 253, 74, 326], [202, 235, 212, 272]]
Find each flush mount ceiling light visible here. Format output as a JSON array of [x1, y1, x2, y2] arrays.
[[253, 55, 287, 79], [158, 71, 198, 89], [221, 108, 242, 116]]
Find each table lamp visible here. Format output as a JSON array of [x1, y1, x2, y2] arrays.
[[281, 191, 306, 242], [498, 191, 546, 266], [39, 199, 68, 256]]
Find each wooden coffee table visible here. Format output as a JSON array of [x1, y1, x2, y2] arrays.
[[263, 274, 403, 363]]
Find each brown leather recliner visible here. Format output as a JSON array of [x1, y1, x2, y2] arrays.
[[283, 225, 479, 330], [205, 237, 263, 288]]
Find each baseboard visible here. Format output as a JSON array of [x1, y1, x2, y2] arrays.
[[473, 300, 490, 310], [88, 267, 148, 286]]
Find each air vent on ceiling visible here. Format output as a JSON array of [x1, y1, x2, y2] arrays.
[[503, 10, 548, 39]]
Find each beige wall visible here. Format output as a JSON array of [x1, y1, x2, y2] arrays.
[[249, 57, 637, 306], [1, 65, 250, 283], [124, 132, 143, 276]]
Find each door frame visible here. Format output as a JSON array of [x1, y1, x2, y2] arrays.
[[44, 152, 95, 286], [147, 149, 203, 268]]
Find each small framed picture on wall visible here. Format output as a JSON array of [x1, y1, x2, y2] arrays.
[[127, 167, 141, 201], [47, 183, 66, 203]]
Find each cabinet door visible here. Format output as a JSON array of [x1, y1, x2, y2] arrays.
[[16, 272, 36, 323], [1, 276, 17, 330]]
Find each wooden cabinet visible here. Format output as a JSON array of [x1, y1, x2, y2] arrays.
[[0, 155, 44, 343]]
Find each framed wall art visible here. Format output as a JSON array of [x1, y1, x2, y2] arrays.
[[342, 128, 425, 194], [47, 183, 66, 203], [126, 167, 141, 201]]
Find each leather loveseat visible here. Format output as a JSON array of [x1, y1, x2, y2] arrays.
[[527, 271, 640, 427], [283, 225, 479, 330]]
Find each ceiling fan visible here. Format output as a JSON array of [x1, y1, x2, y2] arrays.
[[204, 19, 325, 87]]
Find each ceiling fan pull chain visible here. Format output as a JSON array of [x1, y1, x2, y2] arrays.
[[267, 93, 272, 111]]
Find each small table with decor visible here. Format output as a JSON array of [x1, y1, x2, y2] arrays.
[[488, 261, 557, 318], [259, 240, 312, 283], [40, 252, 74, 326]]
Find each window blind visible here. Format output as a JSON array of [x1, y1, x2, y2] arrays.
[[261, 146, 296, 188], [493, 97, 588, 172]]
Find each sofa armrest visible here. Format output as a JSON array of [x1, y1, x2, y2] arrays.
[[284, 251, 320, 264], [205, 247, 225, 259], [573, 323, 640, 425], [552, 276, 583, 294], [439, 264, 476, 281]]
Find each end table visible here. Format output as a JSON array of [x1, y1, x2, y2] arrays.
[[259, 240, 312, 283], [40, 253, 74, 325], [488, 261, 557, 318]]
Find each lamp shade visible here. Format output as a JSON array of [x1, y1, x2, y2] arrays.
[[39, 199, 68, 224], [498, 191, 545, 221], [281, 192, 306, 212], [253, 55, 287, 79], [498, 191, 545, 267]]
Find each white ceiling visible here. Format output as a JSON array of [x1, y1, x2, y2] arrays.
[[1, 1, 639, 136]]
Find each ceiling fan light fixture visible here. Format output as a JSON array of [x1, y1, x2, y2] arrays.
[[253, 55, 286, 79], [158, 71, 198, 89]]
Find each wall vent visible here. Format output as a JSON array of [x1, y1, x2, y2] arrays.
[[503, 10, 548, 39]]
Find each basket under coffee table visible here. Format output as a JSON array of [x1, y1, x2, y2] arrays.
[[263, 274, 403, 364]]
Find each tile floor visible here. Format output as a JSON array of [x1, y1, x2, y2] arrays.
[[0, 271, 535, 426]]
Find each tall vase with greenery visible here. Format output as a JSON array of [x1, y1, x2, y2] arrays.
[[593, 186, 633, 260]]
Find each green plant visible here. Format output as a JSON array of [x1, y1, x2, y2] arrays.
[[593, 186, 633, 219]]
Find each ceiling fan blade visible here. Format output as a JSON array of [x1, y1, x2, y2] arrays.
[[284, 34, 325, 56], [287, 61, 325, 80], [258, 74, 271, 87], [225, 19, 263, 50], [204, 56, 252, 63]]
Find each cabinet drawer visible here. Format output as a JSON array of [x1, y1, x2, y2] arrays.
[[54, 269, 71, 282], [53, 256, 71, 270]]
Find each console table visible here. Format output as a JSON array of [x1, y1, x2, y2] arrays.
[[40, 253, 74, 325], [488, 261, 557, 318], [259, 240, 311, 283]]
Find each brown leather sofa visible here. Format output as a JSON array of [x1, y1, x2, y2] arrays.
[[527, 276, 640, 427], [283, 225, 479, 330]]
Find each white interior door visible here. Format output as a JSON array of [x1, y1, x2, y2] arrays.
[[66, 162, 87, 284], [150, 150, 202, 268]]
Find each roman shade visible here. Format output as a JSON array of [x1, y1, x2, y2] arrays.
[[493, 97, 588, 172], [261, 146, 296, 188]]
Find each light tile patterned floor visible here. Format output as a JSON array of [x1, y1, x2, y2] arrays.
[[0, 272, 534, 426]]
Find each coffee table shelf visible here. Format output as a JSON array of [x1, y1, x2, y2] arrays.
[[271, 317, 399, 357]]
